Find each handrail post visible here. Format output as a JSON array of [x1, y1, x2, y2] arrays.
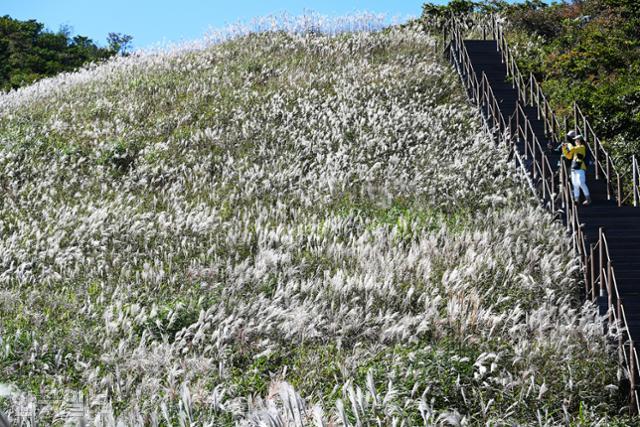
[[590, 244, 596, 301], [536, 86, 541, 120], [514, 103, 519, 141], [617, 297, 622, 336], [629, 346, 638, 413], [493, 14, 497, 40], [617, 299, 624, 374], [634, 155, 638, 207], [562, 170, 573, 216], [550, 162, 555, 211], [599, 227, 604, 297], [607, 155, 611, 200], [618, 174, 622, 207], [595, 139, 600, 180], [583, 241, 590, 295], [559, 165, 564, 210], [608, 260, 613, 324], [524, 111, 529, 157], [631, 341, 637, 412], [507, 55, 516, 89], [576, 219, 581, 252], [542, 149, 546, 198], [560, 163, 565, 210]]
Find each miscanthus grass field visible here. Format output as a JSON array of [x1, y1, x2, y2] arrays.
[[0, 15, 633, 426]]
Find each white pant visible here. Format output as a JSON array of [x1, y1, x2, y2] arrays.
[[571, 169, 590, 201]]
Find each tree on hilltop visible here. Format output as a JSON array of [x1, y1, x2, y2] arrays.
[[107, 32, 134, 55], [0, 15, 133, 91]]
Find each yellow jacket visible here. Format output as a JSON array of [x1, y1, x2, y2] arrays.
[[562, 144, 587, 171]]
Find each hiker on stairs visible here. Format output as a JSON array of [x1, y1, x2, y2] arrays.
[[562, 134, 592, 206], [550, 130, 576, 169], [549, 130, 576, 152]]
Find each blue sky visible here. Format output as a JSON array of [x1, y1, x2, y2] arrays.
[[3, 1, 442, 50]]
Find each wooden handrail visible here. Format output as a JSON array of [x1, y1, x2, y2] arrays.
[[601, 232, 640, 412]]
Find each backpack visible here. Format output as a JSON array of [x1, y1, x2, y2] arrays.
[[572, 149, 593, 170], [571, 152, 584, 170]]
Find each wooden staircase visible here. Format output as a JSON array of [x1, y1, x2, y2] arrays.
[[464, 39, 640, 318], [447, 20, 640, 411]]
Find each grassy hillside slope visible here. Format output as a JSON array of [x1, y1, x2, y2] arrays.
[[0, 21, 631, 425]]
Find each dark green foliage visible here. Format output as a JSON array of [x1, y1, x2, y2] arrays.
[[0, 15, 132, 91], [502, 0, 567, 38], [507, 0, 640, 163], [422, 0, 479, 19], [421, 0, 511, 29], [422, 0, 640, 164]]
